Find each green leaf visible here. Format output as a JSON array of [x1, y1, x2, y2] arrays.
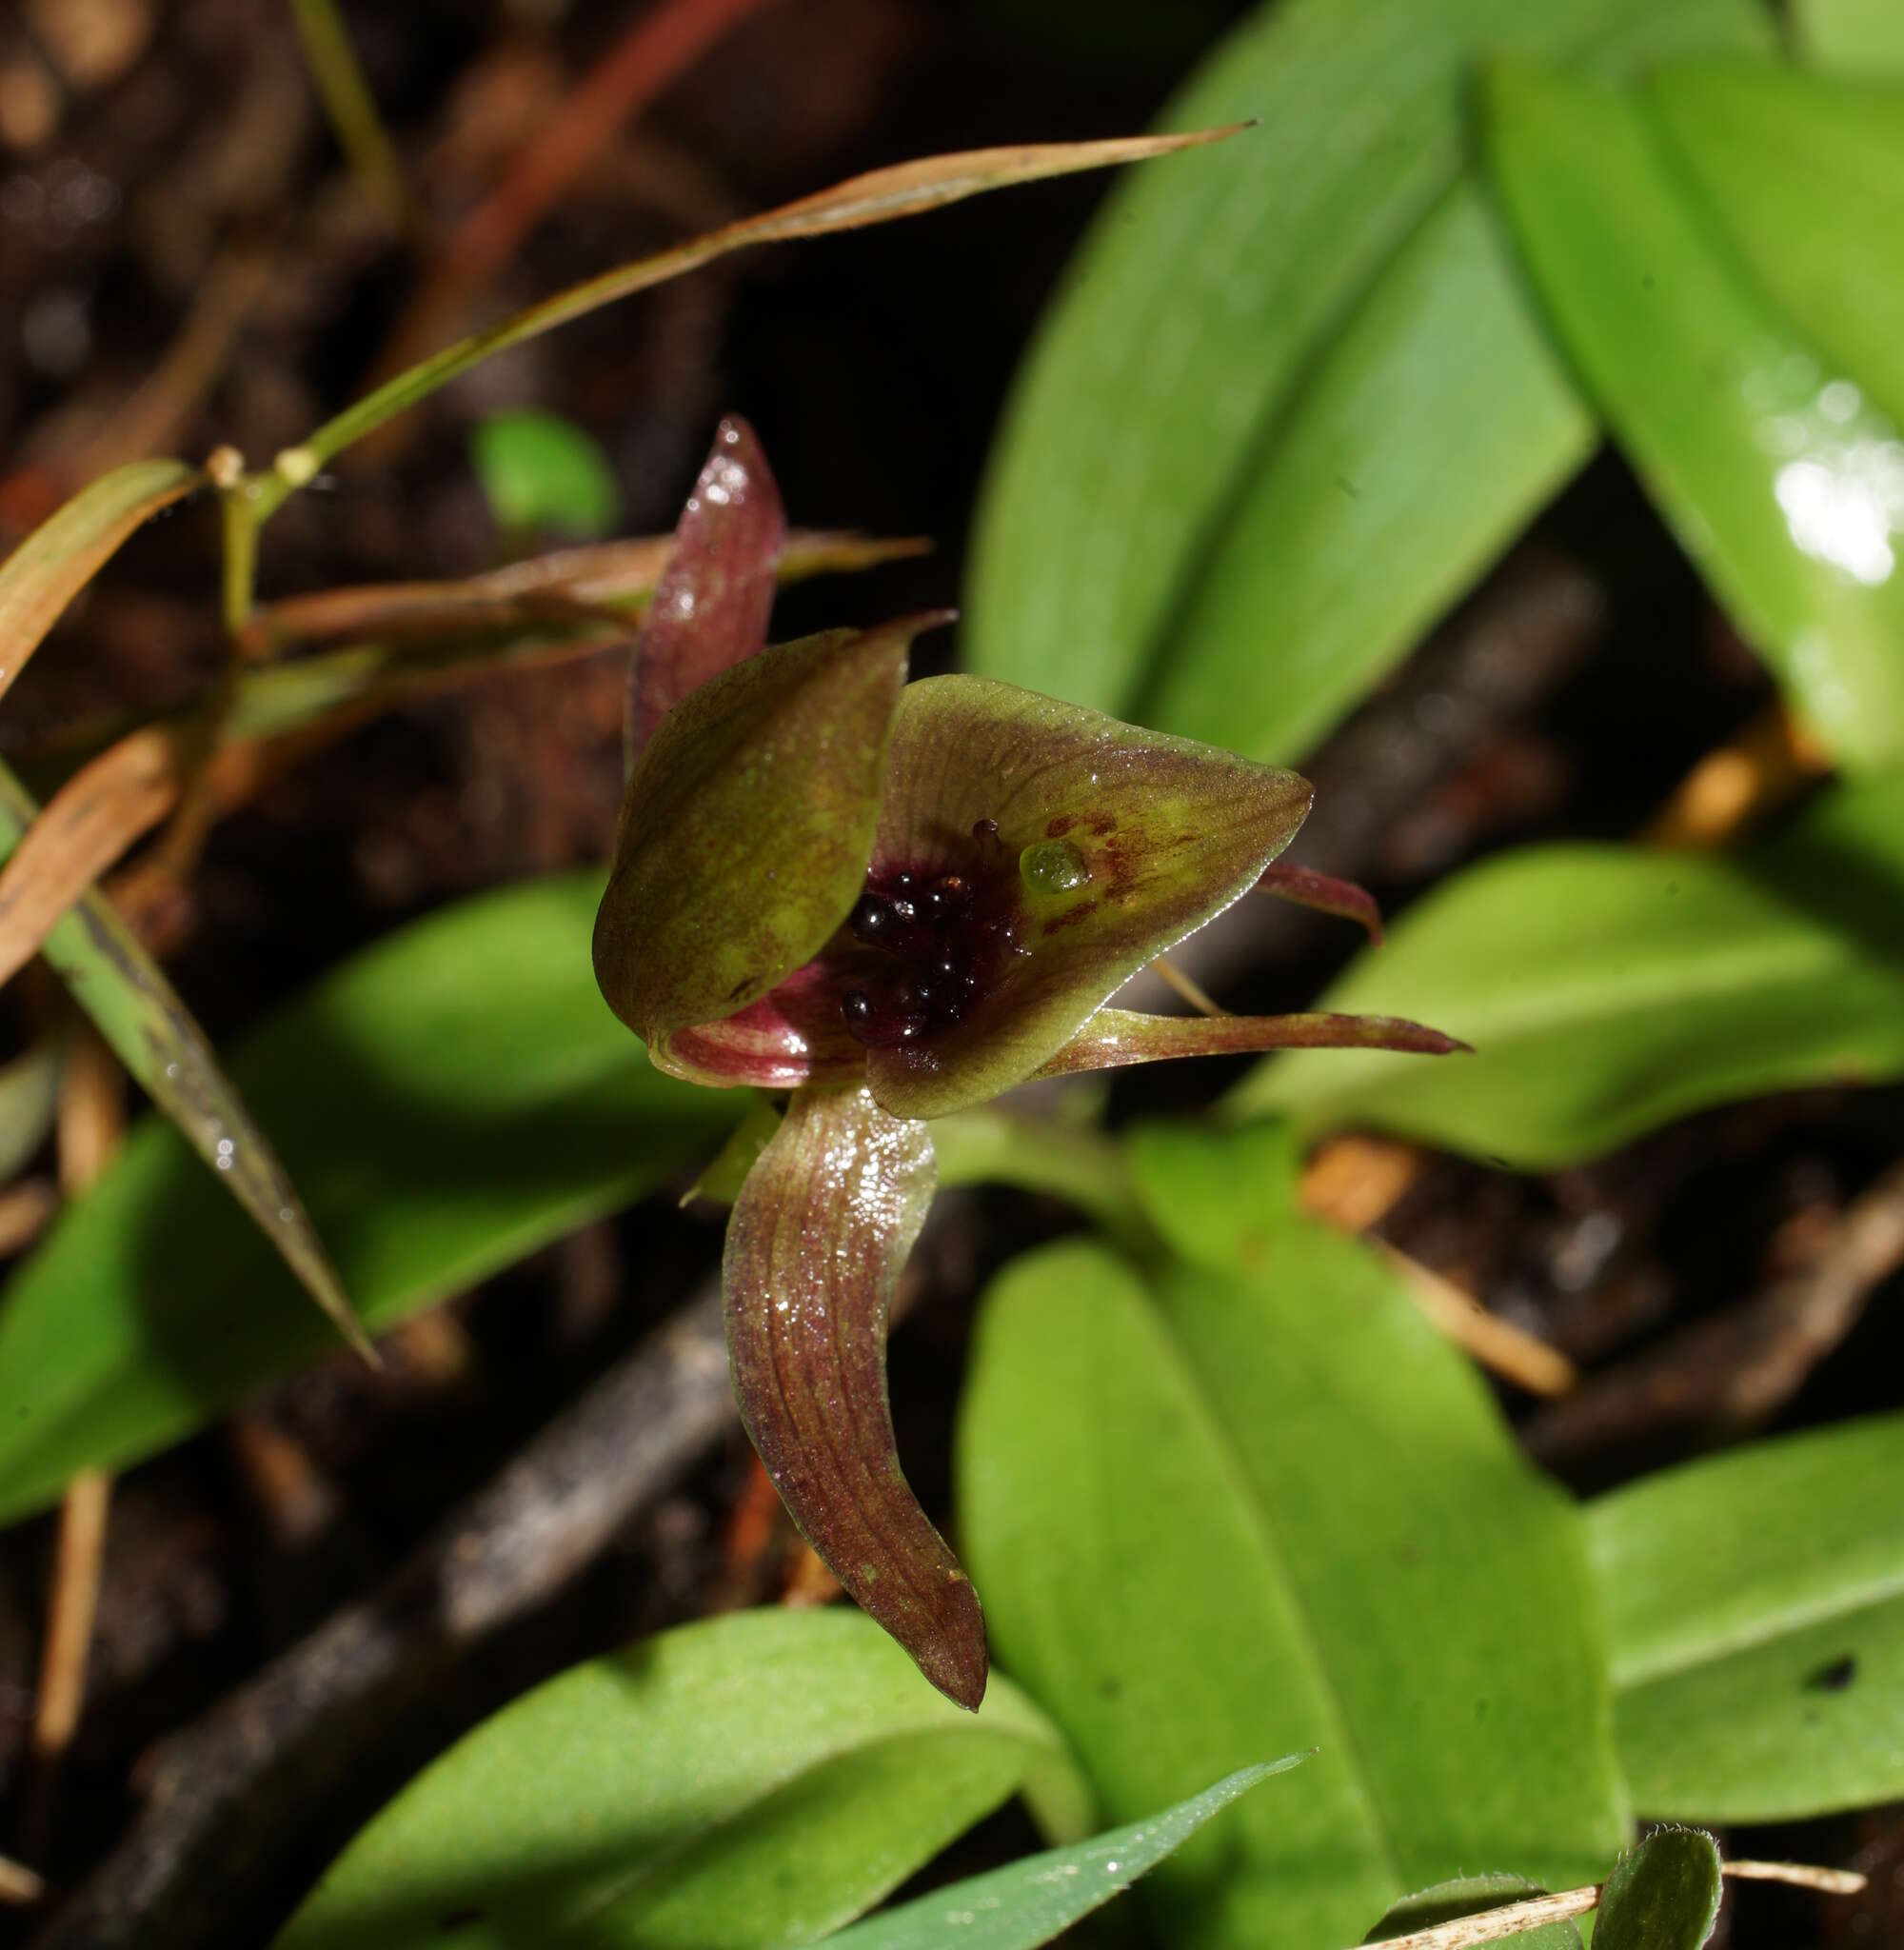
[[275, 1607, 1089, 1950], [1794, 0, 1904, 72], [1482, 59, 1904, 771], [963, 0, 1769, 751], [0, 871, 735, 1527], [469, 410, 621, 540], [1230, 772, 1904, 1168], [0, 757, 371, 1362], [1363, 1876, 1583, 1948], [1594, 1830, 1722, 1950], [956, 1224, 1625, 1950], [1649, 62, 1904, 427], [1587, 1414, 1904, 1821], [0, 458, 199, 709], [1136, 181, 1596, 764], [827, 1761, 1304, 1950]]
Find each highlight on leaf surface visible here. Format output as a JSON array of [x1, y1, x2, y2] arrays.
[[723, 1084, 984, 1708]]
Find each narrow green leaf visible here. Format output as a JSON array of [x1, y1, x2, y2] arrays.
[[957, 1224, 1625, 1950], [963, 0, 1768, 737], [0, 871, 736, 1527], [1363, 1876, 1583, 1949], [1482, 59, 1904, 770], [469, 409, 621, 540], [1649, 62, 1904, 427], [0, 459, 199, 708], [1594, 1830, 1722, 1950], [1794, 0, 1904, 72], [0, 757, 371, 1362], [254, 129, 1239, 514], [1230, 773, 1904, 1168], [1587, 1414, 1904, 1821], [827, 1761, 1304, 1950], [1137, 181, 1596, 764], [275, 1607, 1088, 1950]]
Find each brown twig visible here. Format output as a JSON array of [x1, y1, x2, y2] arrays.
[[34, 1280, 737, 1950], [1525, 1154, 1904, 1465], [367, 0, 782, 443], [21, 1028, 127, 1856]]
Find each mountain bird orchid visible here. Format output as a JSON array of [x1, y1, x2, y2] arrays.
[[594, 417, 1464, 1708]]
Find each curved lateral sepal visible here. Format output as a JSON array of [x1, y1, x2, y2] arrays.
[[723, 1084, 987, 1709]]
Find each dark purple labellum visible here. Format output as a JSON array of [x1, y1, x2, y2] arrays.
[[840, 841, 1021, 1051]]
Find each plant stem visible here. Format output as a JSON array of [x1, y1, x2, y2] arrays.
[[288, 0, 418, 238], [216, 473, 260, 636]]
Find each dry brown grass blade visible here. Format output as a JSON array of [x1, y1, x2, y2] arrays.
[[0, 461, 200, 707], [261, 126, 1247, 506], [237, 529, 925, 653], [0, 726, 195, 994], [374, 0, 781, 397]]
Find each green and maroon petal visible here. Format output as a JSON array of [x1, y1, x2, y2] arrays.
[[651, 958, 865, 1089], [723, 1084, 986, 1709], [1032, 1006, 1470, 1078], [595, 616, 943, 1048], [860, 675, 1313, 1118], [625, 415, 785, 767]]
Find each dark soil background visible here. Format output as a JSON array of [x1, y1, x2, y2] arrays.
[[0, 2, 1896, 1945]]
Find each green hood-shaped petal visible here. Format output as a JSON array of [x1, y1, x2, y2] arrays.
[[860, 675, 1313, 1118], [594, 616, 944, 1051]]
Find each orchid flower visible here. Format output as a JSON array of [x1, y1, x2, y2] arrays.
[[594, 418, 1464, 1709]]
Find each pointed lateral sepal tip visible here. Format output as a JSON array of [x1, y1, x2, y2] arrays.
[[723, 1084, 987, 1710], [1033, 1007, 1469, 1079]]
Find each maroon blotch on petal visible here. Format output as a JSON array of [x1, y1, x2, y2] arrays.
[[625, 414, 786, 769], [723, 1084, 987, 1709]]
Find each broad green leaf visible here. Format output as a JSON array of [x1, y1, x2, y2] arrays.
[[0, 458, 199, 707], [1363, 1876, 1583, 1948], [470, 409, 621, 540], [1137, 181, 1596, 764], [0, 871, 735, 1526], [827, 1761, 1303, 1950], [276, 1608, 1088, 1950], [1594, 1830, 1721, 1950], [1587, 1415, 1904, 1821], [963, 0, 1768, 744], [1795, 0, 1904, 71], [1649, 62, 1904, 428], [253, 130, 1239, 516], [957, 1225, 1625, 1950], [0, 757, 370, 1362], [1483, 60, 1904, 770], [1230, 772, 1904, 1168]]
